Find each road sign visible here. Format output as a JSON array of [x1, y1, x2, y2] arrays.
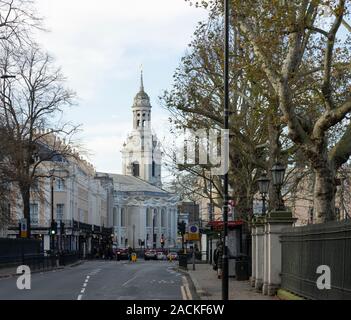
[[20, 219, 27, 238], [187, 225, 200, 241]]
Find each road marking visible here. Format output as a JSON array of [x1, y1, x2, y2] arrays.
[[122, 275, 137, 287], [77, 295, 83, 300], [83, 283, 87, 287], [87, 276, 90, 279], [181, 286, 187, 300], [185, 284, 192, 300], [81, 288, 85, 294], [182, 276, 192, 300]]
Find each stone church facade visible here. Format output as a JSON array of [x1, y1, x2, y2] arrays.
[[99, 72, 178, 249]]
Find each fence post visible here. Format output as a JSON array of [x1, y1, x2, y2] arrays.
[[253, 217, 265, 292], [250, 219, 257, 287], [265, 211, 296, 296]]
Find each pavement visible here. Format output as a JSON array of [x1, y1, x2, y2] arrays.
[[185, 263, 279, 300], [0, 260, 195, 300]]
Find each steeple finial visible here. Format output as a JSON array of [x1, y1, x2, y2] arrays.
[[140, 65, 144, 92]]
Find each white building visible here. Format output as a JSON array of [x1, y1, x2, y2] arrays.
[[100, 72, 178, 249]]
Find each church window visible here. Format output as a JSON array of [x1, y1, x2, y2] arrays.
[[152, 161, 156, 177], [142, 120, 145, 127], [132, 162, 140, 177], [137, 120, 140, 127]]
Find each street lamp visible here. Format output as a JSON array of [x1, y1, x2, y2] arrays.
[[222, 0, 230, 301], [257, 174, 270, 216], [271, 162, 286, 211]]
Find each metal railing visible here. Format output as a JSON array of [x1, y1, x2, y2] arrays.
[[281, 220, 351, 300], [0, 252, 80, 271]]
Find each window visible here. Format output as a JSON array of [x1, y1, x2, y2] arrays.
[[56, 204, 64, 221], [121, 208, 126, 227], [56, 178, 65, 191], [137, 120, 140, 127], [30, 203, 39, 225], [152, 161, 156, 177], [132, 162, 140, 177]]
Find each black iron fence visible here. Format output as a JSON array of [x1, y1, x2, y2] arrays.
[[0, 238, 41, 260], [281, 220, 351, 300]]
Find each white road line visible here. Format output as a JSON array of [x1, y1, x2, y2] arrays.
[[77, 295, 83, 300], [87, 276, 90, 279], [83, 283, 87, 287], [181, 286, 187, 300], [122, 275, 137, 287], [81, 288, 85, 294], [185, 284, 192, 300]]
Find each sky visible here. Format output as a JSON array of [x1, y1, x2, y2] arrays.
[[34, 0, 208, 174]]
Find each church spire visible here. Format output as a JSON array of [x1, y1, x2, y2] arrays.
[[140, 65, 144, 92]]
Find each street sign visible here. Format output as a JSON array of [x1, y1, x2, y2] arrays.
[[189, 225, 199, 234], [20, 219, 27, 238], [187, 225, 200, 241]]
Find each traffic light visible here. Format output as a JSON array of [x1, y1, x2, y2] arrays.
[[60, 221, 65, 235], [50, 221, 58, 235], [178, 221, 186, 235]]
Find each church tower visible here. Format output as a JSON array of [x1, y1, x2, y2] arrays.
[[121, 71, 162, 188]]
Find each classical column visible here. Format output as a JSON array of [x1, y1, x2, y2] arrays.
[[139, 206, 146, 248], [254, 217, 265, 292], [265, 211, 296, 296]]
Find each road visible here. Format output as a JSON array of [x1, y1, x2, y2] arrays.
[[0, 260, 195, 300]]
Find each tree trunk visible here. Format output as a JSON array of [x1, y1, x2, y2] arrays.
[[21, 187, 31, 238], [313, 165, 336, 223]]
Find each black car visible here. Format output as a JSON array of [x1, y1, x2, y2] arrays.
[[115, 248, 129, 261]]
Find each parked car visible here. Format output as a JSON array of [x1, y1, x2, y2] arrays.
[[156, 251, 167, 260], [115, 248, 129, 261], [144, 249, 157, 260]]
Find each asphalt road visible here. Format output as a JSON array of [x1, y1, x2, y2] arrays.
[[0, 260, 195, 300]]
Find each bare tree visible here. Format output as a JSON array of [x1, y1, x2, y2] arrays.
[[0, 0, 42, 46], [0, 44, 78, 237]]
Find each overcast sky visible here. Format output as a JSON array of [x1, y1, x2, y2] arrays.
[[34, 0, 208, 174]]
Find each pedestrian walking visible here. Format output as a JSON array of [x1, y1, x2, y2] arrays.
[[215, 240, 224, 279]]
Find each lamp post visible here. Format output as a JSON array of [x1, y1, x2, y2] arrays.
[[222, 0, 230, 301], [271, 162, 286, 211], [257, 174, 270, 216], [50, 175, 56, 253]]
